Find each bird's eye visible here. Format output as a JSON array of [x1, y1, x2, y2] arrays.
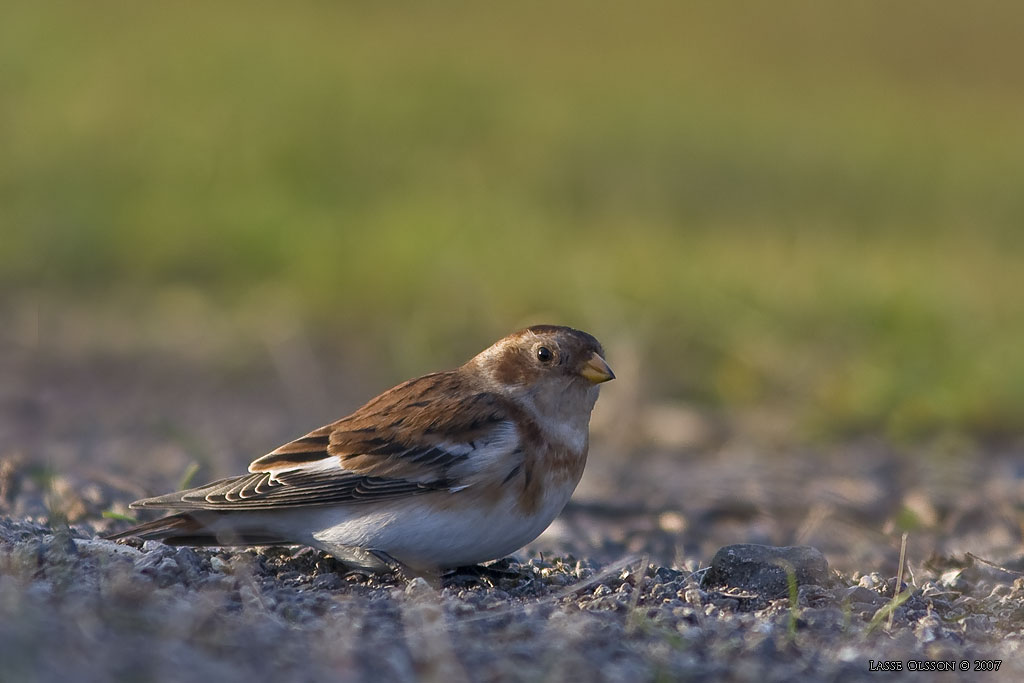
[[536, 346, 553, 363]]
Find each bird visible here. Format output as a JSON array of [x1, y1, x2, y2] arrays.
[[105, 324, 614, 575]]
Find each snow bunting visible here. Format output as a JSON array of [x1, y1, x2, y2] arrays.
[[106, 325, 614, 573]]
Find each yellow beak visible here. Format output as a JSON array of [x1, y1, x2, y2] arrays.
[[580, 352, 615, 384]]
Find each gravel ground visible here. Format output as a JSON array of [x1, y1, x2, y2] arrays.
[[2, 518, 1022, 682], [3, 329, 1024, 681]]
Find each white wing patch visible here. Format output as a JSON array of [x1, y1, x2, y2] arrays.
[[256, 420, 521, 489], [261, 455, 344, 483], [441, 419, 521, 482]]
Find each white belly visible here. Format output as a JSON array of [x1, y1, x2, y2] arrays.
[[301, 483, 577, 569]]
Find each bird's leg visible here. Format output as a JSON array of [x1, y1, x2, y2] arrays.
[[361, 549, 440, 588], [366, 549, 408, 577], [443, 559, 520, 587]]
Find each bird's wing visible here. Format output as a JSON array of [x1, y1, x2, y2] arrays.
[[130, 372, 522, 511]]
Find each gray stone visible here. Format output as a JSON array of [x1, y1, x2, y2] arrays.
[[843, 586, 888, 606], [702, 544, 830, 599]]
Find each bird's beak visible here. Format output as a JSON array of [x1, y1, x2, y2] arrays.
[[580, 352, 615, 384]]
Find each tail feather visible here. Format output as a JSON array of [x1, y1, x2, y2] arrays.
[[104, 512, 204, 542], [103, 511, 291, 547]]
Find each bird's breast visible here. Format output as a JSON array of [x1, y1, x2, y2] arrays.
[[514, 441, 588, 517]]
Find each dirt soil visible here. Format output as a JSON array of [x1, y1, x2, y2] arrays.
[[3, 343, 1023, 682]]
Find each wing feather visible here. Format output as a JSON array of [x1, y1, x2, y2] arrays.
[[131, 469, 447, 511], [130, 371, 523, 512]]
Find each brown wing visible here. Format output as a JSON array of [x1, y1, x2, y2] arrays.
[[250, 371, 515, 479], [130, 370, 521, 511]]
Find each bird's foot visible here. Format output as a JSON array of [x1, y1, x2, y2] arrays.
[[367, 549, 442, 587], [442, 559, 520, 587]]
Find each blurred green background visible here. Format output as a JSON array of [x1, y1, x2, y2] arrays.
[[4, 0, 1023, 441]]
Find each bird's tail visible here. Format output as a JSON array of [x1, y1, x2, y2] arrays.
[[103, 511, 291, 547]]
